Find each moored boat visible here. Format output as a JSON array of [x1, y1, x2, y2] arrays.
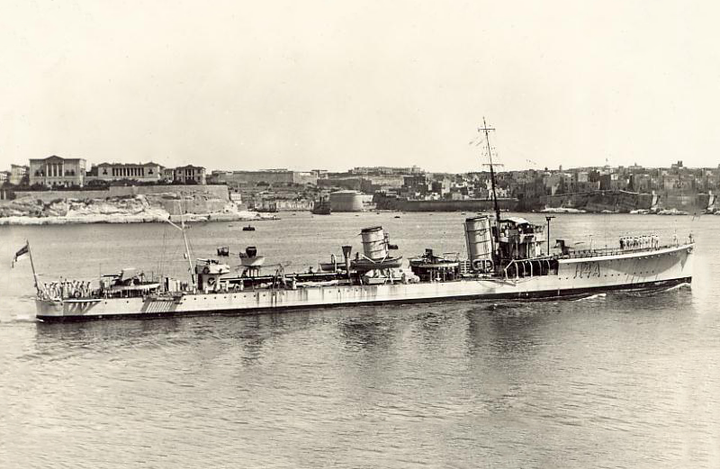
[[311, 197, 332, 215]]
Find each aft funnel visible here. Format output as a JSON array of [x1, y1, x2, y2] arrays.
[[360, 226, 389, 260]]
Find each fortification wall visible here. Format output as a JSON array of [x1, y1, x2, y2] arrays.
[[214, 171, 317, 186], [13, 190, 110, 202], [318, 178, 364, 191], [108, 185, 229, 200], [657, 192, 705, 211], [15, 184, 229, 202], [157, 198, 229, 215], [374, 194, 517, 212], [399, 198, 517, 212], [541, 191, 653, 212]]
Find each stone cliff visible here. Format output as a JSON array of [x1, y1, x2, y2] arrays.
[[0, 186, 268, 224]]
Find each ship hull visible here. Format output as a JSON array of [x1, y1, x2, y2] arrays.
[[36, 244, 694, 322]]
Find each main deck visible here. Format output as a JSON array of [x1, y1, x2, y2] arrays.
[[36, 243, 694, 322]]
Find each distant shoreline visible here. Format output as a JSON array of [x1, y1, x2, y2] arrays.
[[0, 211, 278, 226], [2, 210, 711, 226]]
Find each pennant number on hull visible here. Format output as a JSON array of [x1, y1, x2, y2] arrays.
[[574, 262, 601, 279]]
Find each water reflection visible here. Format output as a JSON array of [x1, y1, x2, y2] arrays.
[[35, 317, 182, 348], [463, 301, 557, 360], [337, 310, 399, 352]]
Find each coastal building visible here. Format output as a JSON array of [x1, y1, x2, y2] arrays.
[[630, 173, 653, 193], [29, 155, 87, 187], [89, 162, 164, 183], [229, 192, 242, 205], [0, 171, 8, 184], [543, 172, 575, 195], [9, 165, 28, 185], [403, 174, 432, 196], [599, 173, 630, 191], [174, 165, 206, 184], [311, 169, 329, 179], [163, 167, 175, 182]]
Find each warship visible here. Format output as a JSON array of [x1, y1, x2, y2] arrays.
[[24, 121, 694, 322]]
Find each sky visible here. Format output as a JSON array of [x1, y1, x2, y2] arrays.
[[0, 0, 719, 173]]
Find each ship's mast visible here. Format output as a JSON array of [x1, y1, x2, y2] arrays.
[[166, 215, 196, 290], [26, 240, 41, 294], [478, 117, 502, 223], [180, 216, 195, 288]]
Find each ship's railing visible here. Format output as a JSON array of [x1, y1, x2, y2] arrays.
[[503, 257, 556, 280], [38, 280, 94, 300], [500, 239, 690, 278], [37, 272, 173, 301], [560, 242, 686, 260]]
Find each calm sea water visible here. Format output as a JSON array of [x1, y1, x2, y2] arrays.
[[1, 212, 719, 468]]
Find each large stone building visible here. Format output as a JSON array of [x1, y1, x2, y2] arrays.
[[174, 165, 206, 184], [9, 164, 28, 185], [29, 156, 87, 187], [163, 167, 175, 182], [88, 162, 164, 182]]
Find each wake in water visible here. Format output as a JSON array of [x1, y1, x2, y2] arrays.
[[12, 314, 37, 323], [573, 293, 607, 302], [618, 282, 692, 298], [659, 282, 692, 293]]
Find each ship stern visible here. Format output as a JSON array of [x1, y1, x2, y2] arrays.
[[35, 299, 66, 322]]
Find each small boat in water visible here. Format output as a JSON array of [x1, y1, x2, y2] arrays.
[[242, 225, 256, 231], [311, 198, 332, 215]]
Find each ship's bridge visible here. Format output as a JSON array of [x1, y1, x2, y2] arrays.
[[497, 217, 546, 260]]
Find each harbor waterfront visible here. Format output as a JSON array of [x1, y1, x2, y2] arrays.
[[1, 212, 719, 467]]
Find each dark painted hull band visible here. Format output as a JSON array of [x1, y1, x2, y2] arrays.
[[37, 277, 692, 323]]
